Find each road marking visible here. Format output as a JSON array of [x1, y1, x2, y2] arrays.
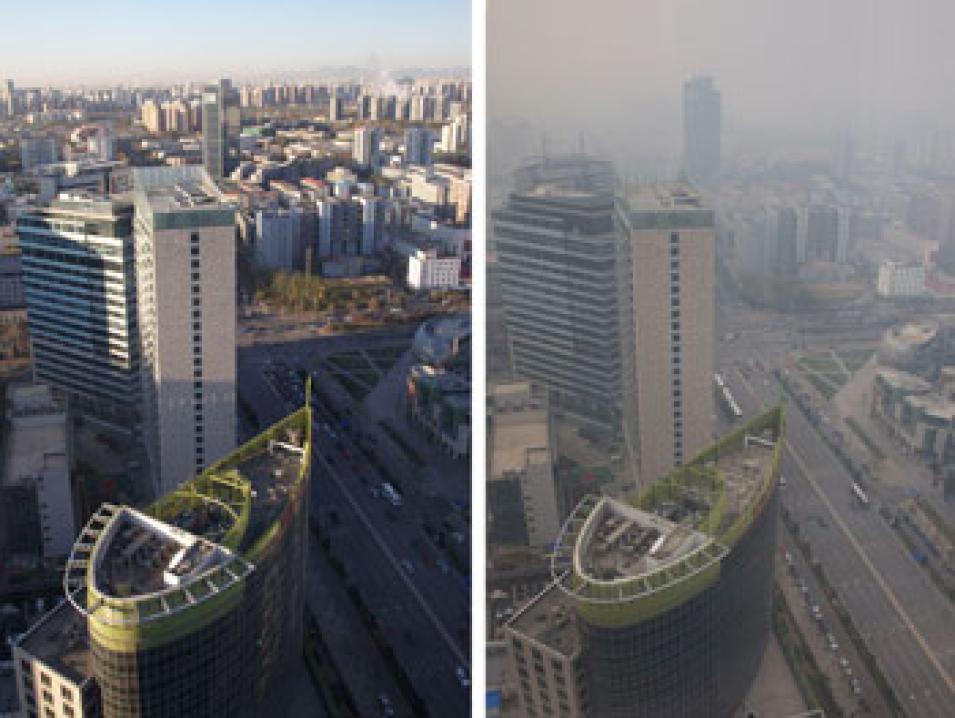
[[735, 368, 955, 695], [257, 364, 469, 669], [313, 439, 470, 669]]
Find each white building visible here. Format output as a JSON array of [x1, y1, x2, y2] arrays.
[[408, 248, 461, 290], [133, 167, 237, 495], [3, 383, 74, 559], [877, 261, 926, 297], [352, 126, 379, 167]]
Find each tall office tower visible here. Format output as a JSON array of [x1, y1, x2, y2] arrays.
[[133, 167, 236, 496], [487, 381, 560, 547], [17, 196, 141, 420], [803, 204, 840, 262], [404, 127, 433, 166], [201, 79, 241, 179], [618, 185, 715, 484], [492, 156, 626, 433], [352, 126, 379, 167], [505, 408, 783, 718], [683, 76, 721, 188], [4, 79, 14, 117], [368, 95, 382, 121], [328, 94, 342, 122], [19, 137, 58, 171], [16, 406, 311, 718]]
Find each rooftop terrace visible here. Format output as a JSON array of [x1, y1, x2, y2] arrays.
[[508, 581, 580, 659], [19, 595, 93, 686], [64, 408, 310, 625]]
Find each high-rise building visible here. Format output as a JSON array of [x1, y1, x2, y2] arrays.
[[4, 79, 14, 117], [683, 76, 721, 188], [352, 126, 379, 167], [404, 127, 433, 166], [141, 99, 164, 133], [618, 185, 715, 484], [16, 405, 312, 718], [202, 79, 241, 179], [133, 167, 237, 495], [328, 94, 342, 122], [492, 157, 626, 433], [17, 196, 141, 419], [505, 407, 783, 718]]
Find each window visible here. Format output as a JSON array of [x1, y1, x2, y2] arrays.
[[191, 259, 200, 269], [191, 272, 200, 282], [670, 245, 679, 257], [40, 674, 51, 688], [61, 686, 72, 701], [190, 233, 200, 244], [670, 231, 679, 243], [191, 245, 200, 256]]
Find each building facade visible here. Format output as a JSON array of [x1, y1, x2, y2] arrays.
[[683, 76, 721, 188], [14, 406, 312, 718], [17, 196, 141, 419], [133, 168, 236, 495], [202, 79, 240, 180], [619, 186, 715, 484], [493, 162, 626, 433], [505, 407, 783, 718]]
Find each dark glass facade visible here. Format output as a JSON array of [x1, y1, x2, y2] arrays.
[[580, 487, 778, 718]]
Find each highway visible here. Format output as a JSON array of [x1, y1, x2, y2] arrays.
[[239, 340, 471, 717], [723, 351, 955, 717]]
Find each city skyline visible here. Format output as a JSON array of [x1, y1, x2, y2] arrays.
[[0, 0, 472, 86]]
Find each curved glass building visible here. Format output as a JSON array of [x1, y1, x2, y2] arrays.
[[60, 405, 311, 718], [506, 406, 783, 718]]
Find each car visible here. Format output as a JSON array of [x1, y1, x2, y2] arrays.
[[436, 558, 450, 575], [377, 694, 395, 717], [455, 666, 470, 689], [826, 633, 839, 651], [400, 558, 415, 575]]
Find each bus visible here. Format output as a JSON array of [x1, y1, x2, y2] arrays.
[[851, 482, 869, 507], [715, 374, 743, 420]]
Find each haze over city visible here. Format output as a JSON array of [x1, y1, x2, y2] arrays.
[[490, 0, 955, 164]]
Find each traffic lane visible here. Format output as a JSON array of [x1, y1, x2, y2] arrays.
[[312, 428, 471, 652], [780, 459, 944, 715], [731, 367, 955, 714], [242, 353, 471, 711], [312, 467, 470, 715], [776, 388, 955, 669]]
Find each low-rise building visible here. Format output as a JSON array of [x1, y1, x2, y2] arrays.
[[407, 364, 470, 459], [877, 261, 925, 297], [488, 382, 559, 547], [3, 383, 74, 560], [407, 247, 461, 290]]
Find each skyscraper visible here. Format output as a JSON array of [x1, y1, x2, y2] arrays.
[[328, 94, 342, 122], [15, 405, 312, 718], [353, 126, 379, 167], [4, 79, 14, 117], [619, 185, 715, 484], [493, 156, 626, 434], [505, 407, 784, 718], [17, 196, 141, 420], [683, 76, 721, 188], [201, 79, 240, 179], [404, 127, 434, 166], [133, 167, 236, 495]]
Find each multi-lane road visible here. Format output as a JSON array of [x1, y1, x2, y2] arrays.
[[716, 303, 955, 718], [239, 339, 471, 717]]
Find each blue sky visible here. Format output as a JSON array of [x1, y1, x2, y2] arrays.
[[1, 0, 471, 85]]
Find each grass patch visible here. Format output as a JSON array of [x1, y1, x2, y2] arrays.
[[803, 371, 838, 399]]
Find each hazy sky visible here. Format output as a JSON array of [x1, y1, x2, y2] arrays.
[[489, 0, 955, 157], [1, 0, 471, 85]]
